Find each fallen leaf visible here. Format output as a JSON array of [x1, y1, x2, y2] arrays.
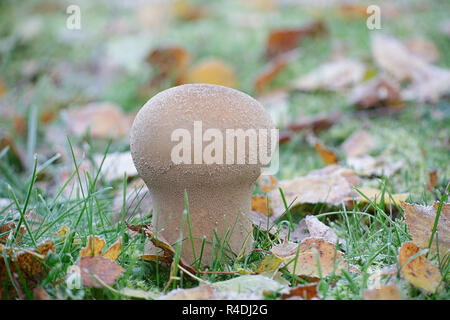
[[398, 241, 442, 293], [290, 59, 366, 92], [281, 283, 319, 300], [254, 50, 299, 93], [314, 141, 339, 165], [185, 58, 237, 88], [372, 34, 450, 103], [32, 286, 51, 300], [252, 196, 272, 216], [349, 76, 403, 109], [268, 166, 360, 216], [160, 285, 217, 300], [146, 46, 190, 86], [172, 0, 207, 21], [426, 171, 438, 192], [405, 38, 440, 64], [125, 222, 196, 274], [346, 155, 403, 177], [341, 130, 375, 158], [257, 175, 279, 193], [65, 102, 132, 139], [211, 274, 288, 298], [275, 238, 358, 278], [337, 4, 368, 19], [288, 111, 341, 134], [0, 241, 55, 299], [80, 236, 106, 258], [102, 238, 122, 261], [265, 21, 327, 60], [303, 215, 338, 244], [362, 284, 402, 300], [351, 187, 409, 205], [79, 256, 124, 288], [400, 202, 449, 256], [255, 254, 284, 274]]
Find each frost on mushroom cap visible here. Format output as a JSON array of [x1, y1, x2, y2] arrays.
[[130, 84, 275, 187]]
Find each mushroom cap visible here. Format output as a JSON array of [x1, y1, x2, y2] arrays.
[[130, 84, 275, 187]]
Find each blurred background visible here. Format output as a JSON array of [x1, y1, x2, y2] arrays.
[[0, 0, 449, 202]]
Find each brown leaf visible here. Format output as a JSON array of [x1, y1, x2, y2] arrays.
[[372, 34, 450, 103], [288, 111, 341, 134], [268, 166, 359, 216], [341, 130, 375, 158], [65, 102, 132, 139], [140, 254, 172, 264], [32, 286, 51, 300], [400, 202, 449, 256], [281, 283, 319, 300], [79, 256, 124, 288], [362, 284, 402, 300], [0, 241, 55, 299], [265, 21, 327, 60], [398, 241, 443, 293], [282, 238, 358, 277], [185, 58, 237, 88], [146, 46, 190, 85], [426, 171, 438, 192], [349, 76, 403, 109], [254, 50, 299, 93]]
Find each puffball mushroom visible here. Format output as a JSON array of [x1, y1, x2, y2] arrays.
[[130, 84, 276, 266]]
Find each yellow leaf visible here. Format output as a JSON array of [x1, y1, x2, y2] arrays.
[[251, 195, 272, 216], [102, 238, 122, 261], [398, 242, 442, 293], [185, 58, 237, 88], [315, 141, 338, 165], [355, 187, 408, 205], [255, 254, 284, 274], [80, 236, 105, 257], [400, 201, 449, 256]]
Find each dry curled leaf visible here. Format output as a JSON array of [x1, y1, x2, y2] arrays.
[[400, 202, 449, 256], [290, 59, 365, 92], [125, 222, 196, 274], [254, 50, 299, 93], [349, 76, 403, 109], [80, 236, 122, 261], [398, 241, 443, 293], [146, 46, 190, 86], [0, 241, 55, 299], [265, 21, 327, 60], [372, 34, 450, 103], [281, 283, 319, 300]]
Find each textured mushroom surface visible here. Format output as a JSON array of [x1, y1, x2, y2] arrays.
[[130, 84, 275, 265]]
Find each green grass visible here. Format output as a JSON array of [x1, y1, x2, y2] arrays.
[[0, 0, 449, 299]]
